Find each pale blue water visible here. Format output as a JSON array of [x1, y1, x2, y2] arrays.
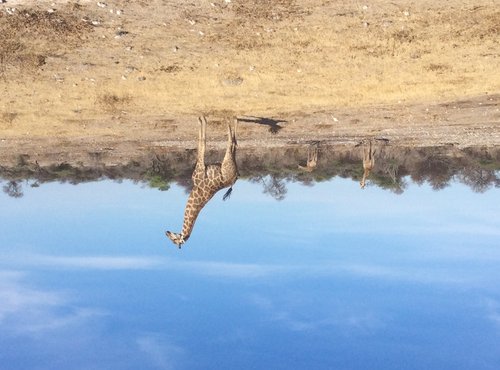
[[0, 178, 499, 369]]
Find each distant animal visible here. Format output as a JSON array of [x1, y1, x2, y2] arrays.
[[298, 142, 319, 172], [360, 140, 375, 189]]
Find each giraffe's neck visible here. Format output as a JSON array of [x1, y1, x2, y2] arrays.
[[180, 184, 218, 241], [361, 168, 370, 182]]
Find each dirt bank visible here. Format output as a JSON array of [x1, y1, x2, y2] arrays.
[[1, 0, 499, 152]]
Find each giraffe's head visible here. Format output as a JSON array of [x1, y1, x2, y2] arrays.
[[165, 231, 186, 249]]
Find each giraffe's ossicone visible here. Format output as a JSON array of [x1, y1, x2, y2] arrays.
[[166, 116, 238, 248]]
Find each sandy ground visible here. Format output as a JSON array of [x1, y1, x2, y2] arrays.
[[0, 0, 499, 155]]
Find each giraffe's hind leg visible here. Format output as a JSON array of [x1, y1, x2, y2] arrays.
[[198, 116, 207, 144], [227, 118, 237, 146], [221, 117, 239, 185], [194, 116, 207, 181]]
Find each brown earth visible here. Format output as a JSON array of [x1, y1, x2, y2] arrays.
[[0, 0, 499, 156]]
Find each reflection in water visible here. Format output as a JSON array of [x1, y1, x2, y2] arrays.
[[166, 116, 238, 248], [250, 174, 288, 201], [2, 180, 23, 198], [360, 140, 376, 189], [298, 142, 319, 173], [0, 151, 499, 369], [0, 145, 499, 198]]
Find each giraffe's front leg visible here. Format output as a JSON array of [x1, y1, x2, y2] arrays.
[[227, 118, 237, 146], [198, 116, 207, 158]]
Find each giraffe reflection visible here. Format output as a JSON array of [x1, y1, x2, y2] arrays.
[[360, 140, 376, 189], [298, 142, 319, 172], [166, 116, 238, 248]]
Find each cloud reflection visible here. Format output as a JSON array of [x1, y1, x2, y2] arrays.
[[247, 293, 384, 334], [483, 298, 500, 329], [1, 253, 286, 278], [2, 253, 498, 288], [0, 271, 105, 335], [137, 334, 185, 370], [0, 270, 187, 369]]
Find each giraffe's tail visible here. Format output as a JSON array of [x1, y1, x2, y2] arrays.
[[222, 187, 233, 201]]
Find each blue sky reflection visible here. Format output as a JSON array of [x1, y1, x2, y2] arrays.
[[0, 178, 499, 369]]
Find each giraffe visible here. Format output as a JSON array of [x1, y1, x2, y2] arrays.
[[360, 140, 375, 189], [298, 143, 319, 172], [166, 116, 238, 248]]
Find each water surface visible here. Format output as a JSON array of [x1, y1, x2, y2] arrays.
[[1, 149, 500, 369]]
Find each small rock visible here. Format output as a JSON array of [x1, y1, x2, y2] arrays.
[[138, 76, 146, 81], [97, 2, 107, 8], [222, 77, 243, 86], [115, 30, 129, 38]]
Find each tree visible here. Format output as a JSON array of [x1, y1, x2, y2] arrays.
[[2, 181, 23, 198]]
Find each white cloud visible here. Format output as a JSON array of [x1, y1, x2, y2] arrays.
[[247, 293, 384, 334], [0, 271, 104, 335], [0, 270, 186, 368], [1, 254, 164, 270], [174, 260, 287, 278], [1, 252, 497, 288], [137, 334, 185, 370], [482, 298, 500, 329], [0, 253, 288, 278]]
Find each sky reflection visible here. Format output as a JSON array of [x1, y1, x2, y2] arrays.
[[0, 178, 499, 369]]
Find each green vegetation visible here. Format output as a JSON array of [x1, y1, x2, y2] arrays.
[[146, 174, 170, 191], [1, 146, 499, 199]]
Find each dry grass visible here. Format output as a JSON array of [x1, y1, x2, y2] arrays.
[[2, 9, 91, 39], [0, 6, 92, 73], [232, 0, 306, 21], [0, 42, 46, 74], [97, 93, 132, 113], [0, 0, 498, 139], [1, 111, 18, 125]]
